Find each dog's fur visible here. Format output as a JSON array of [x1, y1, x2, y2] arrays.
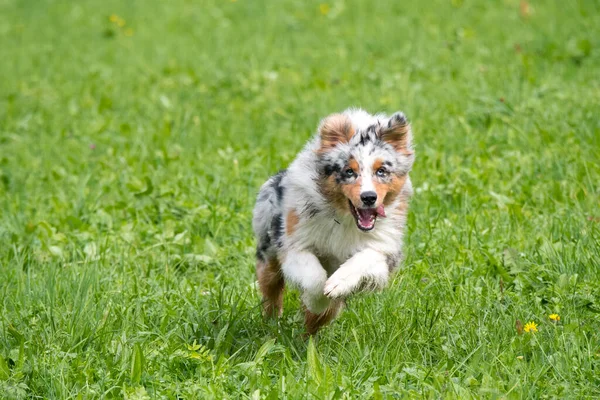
[[252, 108, 415, 334]]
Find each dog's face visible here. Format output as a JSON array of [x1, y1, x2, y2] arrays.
[[317, 112, 414, 231]]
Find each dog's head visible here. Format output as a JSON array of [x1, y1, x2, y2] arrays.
[[316, 111, 414, 232]]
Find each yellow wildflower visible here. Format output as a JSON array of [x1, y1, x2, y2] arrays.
[[109, 14, 126, 27], [124, 28, 134, 37], [524, 321, 538, 333], [319, 4, 330, 15], [549, 314, 560, 322]]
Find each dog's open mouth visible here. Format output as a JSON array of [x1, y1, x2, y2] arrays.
[[349, 201, 386, 231]]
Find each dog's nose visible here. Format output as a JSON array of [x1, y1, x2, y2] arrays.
[[360, 191, 377, 206]]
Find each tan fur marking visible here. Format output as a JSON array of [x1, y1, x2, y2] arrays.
[[380, 122, 413, 155], [304, 300, 344, 335], [372, 159, 383, 172], [341, 179, 362, 208], [256, 258, 285, 317], [348, 158, 359, 172], [319, 175, 348, 212], [318, 114, 355, 153], [286, 209, 300, 236], [374, 175, 407, 206]]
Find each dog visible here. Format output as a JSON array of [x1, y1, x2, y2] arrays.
[[252, 108, 415, 334]]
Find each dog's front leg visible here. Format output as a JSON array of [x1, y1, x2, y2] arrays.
[[323, 248, 390, 299], [281, 251, 330, 314]]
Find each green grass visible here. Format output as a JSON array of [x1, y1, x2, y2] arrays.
[[1, 0, 600, 398]]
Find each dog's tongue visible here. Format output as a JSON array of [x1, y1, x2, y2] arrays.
[[376, 204, 386, 217]]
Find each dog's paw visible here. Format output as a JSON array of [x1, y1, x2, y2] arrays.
[[324, 268, 361, 299], [302, 291, 330, 314]]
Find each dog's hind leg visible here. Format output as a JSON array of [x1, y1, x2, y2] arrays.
[[304, 299, 344, 335], [256, 257, 285, 317]]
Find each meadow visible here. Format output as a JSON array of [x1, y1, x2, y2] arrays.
[[1, 0, 599, 398]]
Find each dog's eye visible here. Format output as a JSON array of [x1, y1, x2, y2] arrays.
[[376, 168, 388, 177], [344, 168, 355, 177]]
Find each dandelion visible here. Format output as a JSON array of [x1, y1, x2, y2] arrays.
[[549, 313, 560, 322], [319, 3, 330, 15], [524, 321, 538, 333], [124, 28, 134, 37], [109, 14, 126, 27]]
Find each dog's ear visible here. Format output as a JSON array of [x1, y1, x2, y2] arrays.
[[318, 114, 355, 153], [379, 112, 413, 155]]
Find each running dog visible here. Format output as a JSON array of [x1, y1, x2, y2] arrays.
[[252, 108, 415, 334]]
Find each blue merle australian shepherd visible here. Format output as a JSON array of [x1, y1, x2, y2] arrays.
[[252, 108, 415, 334]]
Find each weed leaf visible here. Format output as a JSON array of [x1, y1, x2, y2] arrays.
[[131, 343, 144, 385], [0, 355, 10, 380], [307, 337, 323, 385]]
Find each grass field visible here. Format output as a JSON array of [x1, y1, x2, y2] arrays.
[[1, 0, 600, 398]]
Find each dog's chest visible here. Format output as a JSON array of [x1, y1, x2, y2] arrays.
[[295, 214, 400, 264]]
